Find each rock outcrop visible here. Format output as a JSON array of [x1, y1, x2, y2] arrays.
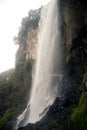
[[25, 28, 38, 60]]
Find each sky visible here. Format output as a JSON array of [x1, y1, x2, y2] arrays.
[[0, 0, 50, 73]]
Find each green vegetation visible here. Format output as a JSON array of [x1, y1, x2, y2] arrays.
[[0, 60, 33, 130], [0, 111, 12, 130], [0, 107, 20, 130], [0, 8, 39, 129], [66, 54, 71, 63], [71, 92, 87, 130], [66, 72, 87, 130], [14, 8, 41, 45]]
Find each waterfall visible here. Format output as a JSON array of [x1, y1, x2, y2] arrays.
[[27, 0, 61, 124], [15, 0, 62, 129]]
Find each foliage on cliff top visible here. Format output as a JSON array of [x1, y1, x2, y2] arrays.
[[14, 8, 41, 45]]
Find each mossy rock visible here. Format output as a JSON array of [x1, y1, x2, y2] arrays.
[[71, 92, 87, 130], [0, 107, 20, 130]]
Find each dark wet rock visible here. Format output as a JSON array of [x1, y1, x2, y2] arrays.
[[4, 121, 14, 130]]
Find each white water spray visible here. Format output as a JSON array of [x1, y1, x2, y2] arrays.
[[16, 0, 62, 128], [28, 0, 61, 124]]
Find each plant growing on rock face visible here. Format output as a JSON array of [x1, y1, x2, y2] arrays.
[[0, 107, 20, 130], [71, 92, 87, 130], [0, 111, 12, 130]]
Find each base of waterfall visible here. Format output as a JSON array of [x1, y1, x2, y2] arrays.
[[17, 69, 81, 130], [4, 62, 85, 130], [17, 96, 77, 130], [17, 97, 68, 130]]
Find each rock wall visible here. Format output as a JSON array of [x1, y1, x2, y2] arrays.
[[25, 28, 38, 60], [15, 8, 41, 67]]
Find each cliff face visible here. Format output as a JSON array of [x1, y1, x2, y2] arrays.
[[17, 0, 87, 130], [25, 28, 38, 60], [0, 0, 87, 130], [16, 0, 87, 65], [16, 26, 38, 62], [15, 8, 41, 66], [60, 0, 87, 48]]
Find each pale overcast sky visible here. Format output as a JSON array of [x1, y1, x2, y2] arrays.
[[0, 0, 50, 73]]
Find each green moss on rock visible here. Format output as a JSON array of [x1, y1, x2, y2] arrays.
[[71, 92, 87, 130]]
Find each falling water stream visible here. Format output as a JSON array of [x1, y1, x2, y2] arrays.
[[15, 0, 62, 129]]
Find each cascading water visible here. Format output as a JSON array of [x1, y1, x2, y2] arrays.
[[15, 0, 62, 129]]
